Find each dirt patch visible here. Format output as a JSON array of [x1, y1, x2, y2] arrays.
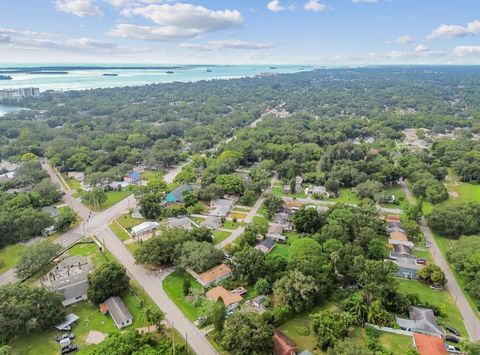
[[449, 191, 460, 199], [85, 330, 106, 345]]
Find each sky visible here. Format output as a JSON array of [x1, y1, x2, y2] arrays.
[[0, 0, 480, 65]]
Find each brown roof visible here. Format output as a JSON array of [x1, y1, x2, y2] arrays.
[[268, 223, 284, 235], [273, 329, 297, 355], [390, 231, 408, 241], [198, 264, 232, 284], [206, 286, 242, 306], [384, 214, 401, 222], [413, 333, 446, 355]]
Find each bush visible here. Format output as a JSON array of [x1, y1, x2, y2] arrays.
[[294, 325, 310, 336], [273, 306, 292, 325]]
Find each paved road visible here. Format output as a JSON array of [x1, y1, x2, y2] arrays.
[[400, 180, 480, 341]]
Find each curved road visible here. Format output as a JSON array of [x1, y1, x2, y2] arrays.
[[400, 180, 480, 341]]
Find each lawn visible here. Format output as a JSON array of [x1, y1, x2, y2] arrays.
[[116, 213, 143, 230], [272, 184, 307, 199], [396, 278, 467, 335], [223, 219, 241, 230], [252, 215, 268, 225], [191, 216, 206, 224], [267, 232, 301, 259], [229, 211, 247, 220], [81, 190, 132, 211], [0, 243, 26, 275], [142, 170, 162, 181], [328, 188, 361, 205], [378, 332, 415, 354], [213, 230, 231, 245], [232, 207, 250, 213], [64, 177, 81, 191], [109, 222, 132, 242], [162, 270, 203, 321], [379, 186, 409, 210]]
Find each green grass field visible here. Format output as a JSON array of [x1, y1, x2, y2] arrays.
[[142, 170, 162, 181], [213, 230, 231, 245], [0, 243, 27, 275], [109, 222, 132, 242], [229, 211, 247, 220], [378, 333, 415, 354], [266, 232, 301, 259], [81, 190, 132, 211], [379, 186, 408, 210], [328, 188, 361, 205], [272, 184, 307, 199], [162, 270, 203, 321], [232, 207, 250, 212], [222, 220, 241, 230], [396, 278, 467, 334], [116, 213, 143, 230]]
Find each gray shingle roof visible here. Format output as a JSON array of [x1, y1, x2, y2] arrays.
[[105, 296, 132, 326]]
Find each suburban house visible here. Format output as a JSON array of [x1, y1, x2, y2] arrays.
[[412, 332, 446, 355], [384, 214, 401, 223], [167, 217, 197, 231], [394, 256, 423, 279], [305, 185, 327, 196], [201, 216, 222, 230], [246, 295, 268, 314], [67, 171, 85, 182], [165, 185, 194, 203], [282, 184, 291, 194], [389, 241, 415, 259], [206, 286, 242, 313], [101, 296, 133, 329], [390, 230, 409, 242], [41, 255, 93, 306], [0, 171, 15, 181], [209, 199, 234, 217], [266, 223, 287, 242], [397, 306, 444, 337], [131, 221, 159, 237], [124, 171, 141, 185], [273, 329, 298, 355], [255, 238, 276, 254], [194, 263, 233, 288], [273, 212, 293, 231]]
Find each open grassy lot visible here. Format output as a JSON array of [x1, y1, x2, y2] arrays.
[[272, 184, 307, 199], [0, 243, 26, 275], [142, 170, 162, 181], [378, 332, 415, 354], [266, 231, 301, 259], [81, 190, 132, 211], [229, 211, 247, 220], [222, 219, 242, 230], [232, 207, 250, 213], [396, 278, 467, 335], [163, 270, 203, 321], [213, 230, 231, 245], [191, 216, 206, 224], [379, 186, 409, 210], [327, 188, 361, 205]]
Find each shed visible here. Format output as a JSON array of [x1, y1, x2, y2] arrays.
[[131, 221, 159, 237], [55, 313, 79, 330], [104, 296, 133, 329], [273, 329, 297, 355]]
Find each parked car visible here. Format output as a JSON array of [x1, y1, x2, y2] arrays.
[[430, 285, 444, 291], [61, 344, 78, 354], [445, 344, 461, 353], [446, 326, 461, 336], [445, 335, 460, 343], [56, 332, 75, 342], [416, 258, 427, 265], [425, 241, 431, 248]]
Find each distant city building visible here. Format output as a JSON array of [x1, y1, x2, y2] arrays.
[[0, 87, 40, 99]]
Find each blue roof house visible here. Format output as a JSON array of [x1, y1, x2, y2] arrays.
[[124, 171, 141, 185], [165, 185, 194, 203]]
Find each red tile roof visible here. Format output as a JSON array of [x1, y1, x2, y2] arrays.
[[413, 333, 446, 355], [273, 329, 297, 355]]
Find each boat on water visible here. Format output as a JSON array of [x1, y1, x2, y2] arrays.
[[269, 66, 278, 70], [206, 69, 212, 72], [102, 73, 118, 77], [0, 75, 12, 80], [166, 71, 175, 74]]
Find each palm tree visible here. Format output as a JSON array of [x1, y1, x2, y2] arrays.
[[344, 294, 368, 325], [141, 306, 154, 332], [330, 250, 340, 276]]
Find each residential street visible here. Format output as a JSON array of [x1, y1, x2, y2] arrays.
[[400, 180, 480, 341]]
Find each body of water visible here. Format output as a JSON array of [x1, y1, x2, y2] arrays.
[[0, 64, 310, 92], [0, 105, 27, 117]]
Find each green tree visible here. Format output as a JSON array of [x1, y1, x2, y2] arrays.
[[417, 263, 446, 286], [87, 262, 130, 304], [274, 270, 320, 312], [263, 194, 284, 218], [183, 278, 191, 296], [206, 298, 226, 333], [15, 240, 61, 279], [215, 174, 245, 194], [175, 241, 224, 273], [83, 187, 107, 211], [231, 247, 266, 284], [310, 310, 354, 350], [55, 207, 77, 231], [292, 207, 325, 234], [221, 310, 273, 355], [367, 300, 393, 327], [343, 293, 368, 325], [139, 193, 163, 220]]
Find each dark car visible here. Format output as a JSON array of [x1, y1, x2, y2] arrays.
[[56, 332, 75, 342], [416, 258, 427, 265], [446, 326, 461, 336], [445, 334, 460, 343], [61, 344, 78, 354]]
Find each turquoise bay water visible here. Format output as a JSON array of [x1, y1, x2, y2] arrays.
[[0, 64, 310, 92], [0, 105, 26, 116]]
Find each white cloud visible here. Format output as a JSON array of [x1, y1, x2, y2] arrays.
[[386, 45, 443, 59], [389, 35, 413, 45], [103, 0, 171, 6], [121, 3, 243, 32], [428, 20, 480, 40], [267, 0, 295, 12], [414, 44, 429, 53], [107, 24, 199, 40], [0, 27, 124, 53], [304, 0, 326, 12], [453, 46, 480, 57], [352, 0, 378, 3], [54, 0, 103, 17], [110, 3, 244, 41], [180, 39, 274, 51]]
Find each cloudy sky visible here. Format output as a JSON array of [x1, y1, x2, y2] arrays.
[[1, 0, 479, 64]]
